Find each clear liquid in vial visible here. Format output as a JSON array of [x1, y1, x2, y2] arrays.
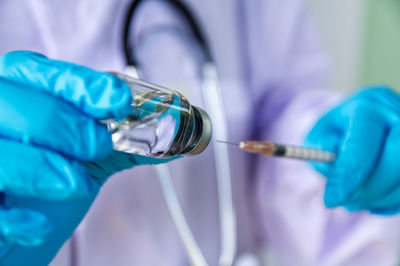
[[107, 90, 197, 157]]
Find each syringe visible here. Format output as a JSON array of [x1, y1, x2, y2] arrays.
[[217, 140, 335, 162]]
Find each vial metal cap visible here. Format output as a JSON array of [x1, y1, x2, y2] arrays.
[[187, 107, 212, 155]]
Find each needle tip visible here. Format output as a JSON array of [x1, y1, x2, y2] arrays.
[[216, 140, 240, 146]]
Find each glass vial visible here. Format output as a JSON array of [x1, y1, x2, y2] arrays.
[[105, 72, 212, 158]]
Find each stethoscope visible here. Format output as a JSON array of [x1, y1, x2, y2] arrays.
[[122, 0, 236, 265]]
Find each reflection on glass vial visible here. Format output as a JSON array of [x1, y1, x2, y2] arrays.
[[106, 73, 212, 158]]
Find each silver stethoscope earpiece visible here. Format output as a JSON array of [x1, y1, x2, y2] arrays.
[[123, 1, 237, 265]]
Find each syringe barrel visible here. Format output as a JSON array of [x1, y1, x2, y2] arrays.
[[274, 144, 335, 162]]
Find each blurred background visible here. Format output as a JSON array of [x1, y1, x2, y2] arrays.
[[307, 0, 400, 93]]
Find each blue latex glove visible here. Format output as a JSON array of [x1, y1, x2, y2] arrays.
[[0, 51, 173, 264], [306, 87, 400, 215]]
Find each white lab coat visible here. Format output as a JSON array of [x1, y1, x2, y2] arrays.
[[0, 0, 400, 265]]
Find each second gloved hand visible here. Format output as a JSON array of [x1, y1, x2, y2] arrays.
[[306, 87, 400, 215]]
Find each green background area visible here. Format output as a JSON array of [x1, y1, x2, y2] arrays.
[[361, 0, 400, 91], [361, 2, 400, 264]]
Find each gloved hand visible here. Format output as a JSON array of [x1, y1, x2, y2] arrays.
[[306, 87, 400, 215], [0, 51, 173, 264]]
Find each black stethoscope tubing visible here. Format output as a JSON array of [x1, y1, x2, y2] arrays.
[[122, 0, 212, 67], [119, 1, 237, 265]]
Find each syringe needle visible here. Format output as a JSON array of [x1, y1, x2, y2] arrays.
[[216, 140, 240, 146]]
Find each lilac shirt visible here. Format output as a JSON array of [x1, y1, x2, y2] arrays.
[[1, 0, 400, 265]]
